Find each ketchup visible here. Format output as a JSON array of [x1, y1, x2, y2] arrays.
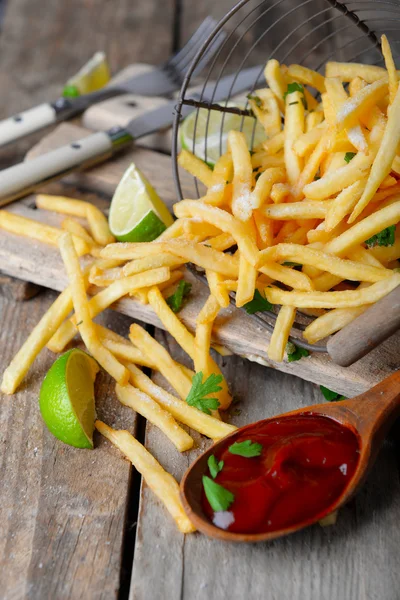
[[202, 414, 360, 534]]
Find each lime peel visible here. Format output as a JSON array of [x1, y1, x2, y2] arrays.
[[39, 349, 99, 449]]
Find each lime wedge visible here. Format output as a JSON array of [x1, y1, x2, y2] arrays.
[[65, 51, 110, 95], [109, 163, 174, 242], [180, 103, 267, 167], [39, 349, 99, 449]]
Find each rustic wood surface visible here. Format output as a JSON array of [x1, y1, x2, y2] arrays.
[[130, 331, 400, 600], [3, 122, 394, 398], [1, 1, 400, 599]]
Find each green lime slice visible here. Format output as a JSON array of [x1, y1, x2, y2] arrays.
[[39, 349, 99, 449], [109, 162, 174, 242], [180, 103, 267, 167]]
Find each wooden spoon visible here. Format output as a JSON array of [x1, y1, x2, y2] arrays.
[[180, 371, 400, 542]]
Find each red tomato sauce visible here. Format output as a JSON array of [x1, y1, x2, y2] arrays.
[[202, 414, 360, 534]]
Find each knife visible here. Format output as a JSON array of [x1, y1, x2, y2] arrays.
[[0, 65, 263, 206]]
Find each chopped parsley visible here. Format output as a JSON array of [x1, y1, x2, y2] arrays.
[[229, 439, 263, 458], [282, 261, 302, 269], [243, 289, 273, 314], [283, 82, 308, 109], [286, 342, 310, 362], [203, 476, 234, 512], [344, 152, 356, 164], [186, 372, 223, 415], [208, 455, 224, 479], [166, 280, 192, 313], [62, 84, 80, 98], [365, 225, 396, 248], [289, 101, 299, 105], [247, 93, 262, 108], [320, 385, 346, 401]]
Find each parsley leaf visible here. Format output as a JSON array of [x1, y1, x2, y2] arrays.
[[203, 476, 234, 512], [320, 385, 346, 401], [283, 82, 307, 109], [186, 372, 222, 415], [365, 225, 396, 248], [282, 261, 302, 269], [344, 152, 356, 164], [229, 439, 263, 457], [247, 93, 262, 108], [166, 280, 192, 313], [283, 82, 304, 100], [286, 342, 310, 362], [208, 455, 224, 479], [243, 289, 273, 314]]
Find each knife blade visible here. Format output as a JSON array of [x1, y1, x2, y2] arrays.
[[0, 65, 264, 206]]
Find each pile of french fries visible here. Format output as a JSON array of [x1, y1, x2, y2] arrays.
[[2, 36, 400, 532]]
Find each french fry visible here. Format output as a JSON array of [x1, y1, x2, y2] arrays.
[[249, 89, 282, 137], [287, 64, 326, 93], [0, 210, 90, 256], [236, 254, 257, 307], [89, 265, 125, 286], [263, 201, 330, 220], [349, 85, 400, 222], [147, 286, 196, 357], [303, 153, 372, 200], [203, 232, 236, 251], [129, 323, 192, 400], [251, 151, 285, 170], [48, 267, 171, 352], [267, 306, 296, 362], [303, 306, 369, 343], [259, 262, 313, 291], [259, 243, 391, 282], [325, 200, 400, 257], [293, 123, 328, 157], [206, 270, 230, 308], [36, 194, 114, 245], [335, 78, 388, 132], [381, 35, 398, 104], [264, 59, 286, 111], [147, 287, 232, 409], [123, 254, 183, 276], [0, 286, 74, 394], [253, 209, 274, 248], [263, 131, 284, 155], [250, 167, 285, 209], [197, 294, 221, 325], [284, 91, 305, 185], [229, 130, 253, 221], [173, 200, 259, 264], [177, 149, 214, 188], [61, 217, 100, 250], [270, 183, 290, 203], [126, 363, 236, 439], [116, 383, 194, 451], [102, 239, 239, 277], [306, 110, 324, 131], [324, 180, 366, 231], [325, 62, 387, 83], [95, 420, 195, 533], [265, 274, 400, 308], [58, 233, 129, 384]]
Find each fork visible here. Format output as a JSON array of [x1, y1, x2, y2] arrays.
[[0, 16, 224, 148]]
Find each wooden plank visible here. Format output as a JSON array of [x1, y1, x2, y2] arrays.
[[0, 291, 137, 599], [129, 329, 400, 600], [0, 122, 394, 397]]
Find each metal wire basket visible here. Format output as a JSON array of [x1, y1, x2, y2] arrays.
[[171, 0, 399, 353]]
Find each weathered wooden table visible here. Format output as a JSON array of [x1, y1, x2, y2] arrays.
[[1, 1, 400, 599]]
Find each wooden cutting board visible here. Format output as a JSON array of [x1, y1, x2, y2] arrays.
[[0, 100, 398, 397]]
